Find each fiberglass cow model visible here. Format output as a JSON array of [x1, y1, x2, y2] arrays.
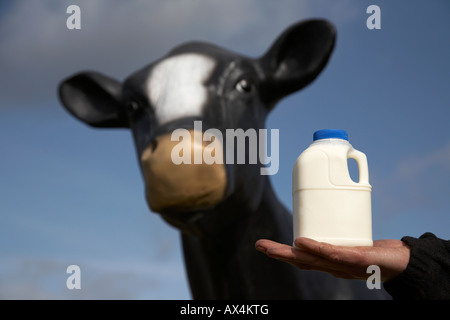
[[59, 20, 388, 299]]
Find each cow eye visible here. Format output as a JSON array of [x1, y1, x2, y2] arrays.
[[235, 79, 254, 93], [126, 100, 140, 113]]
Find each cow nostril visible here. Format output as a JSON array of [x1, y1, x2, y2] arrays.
[[150, 139, 158, 152]]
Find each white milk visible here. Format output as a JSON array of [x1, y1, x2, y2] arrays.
[[292, 129, 373, 247]]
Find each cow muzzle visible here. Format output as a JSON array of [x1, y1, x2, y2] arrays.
[[140, 129, 227, 215]]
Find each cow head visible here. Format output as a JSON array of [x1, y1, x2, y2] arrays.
[[58, 19, 336, 234]]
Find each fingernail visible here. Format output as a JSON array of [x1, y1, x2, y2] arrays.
[[293, 238, 304, 248], [255, 244, 267, 253]]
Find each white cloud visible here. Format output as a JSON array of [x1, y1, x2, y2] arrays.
[[393, 142, 450, 180], [0, 0, 360, 106], [0, 255, 189, 299], [374, 141, 450, 216]]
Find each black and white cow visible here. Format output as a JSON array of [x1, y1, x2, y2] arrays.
[[59, 19, 387, 299]]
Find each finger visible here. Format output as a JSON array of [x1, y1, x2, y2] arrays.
[[257, 238, 352, 269], [294, 237, 368, 266], [262, 241, 299, 261], [271, 246, 364, 279], [261, 241, 354, 273], [255, 239, 318, 268], [255, 239, 285, 254], [256, 239, 319, 263], [373, 239, 405, 248], [257, 238, 367, 279]]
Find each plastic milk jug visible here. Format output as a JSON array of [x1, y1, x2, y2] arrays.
[[292, 129, 373, 247]]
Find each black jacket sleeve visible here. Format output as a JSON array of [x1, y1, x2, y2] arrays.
[[383, 232, 450, 299]]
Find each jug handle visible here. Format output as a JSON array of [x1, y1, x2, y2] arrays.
[[347, 148, 369, 184]]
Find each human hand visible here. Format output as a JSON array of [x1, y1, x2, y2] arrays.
[[255, 237, 410, 282]]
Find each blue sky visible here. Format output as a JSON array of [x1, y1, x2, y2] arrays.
[[1, 0, 450, 299]]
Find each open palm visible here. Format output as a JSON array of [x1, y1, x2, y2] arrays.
[[255, 237, 410, 282]]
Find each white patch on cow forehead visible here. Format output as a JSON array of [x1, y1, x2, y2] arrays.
[[147, 53, 216, 125]]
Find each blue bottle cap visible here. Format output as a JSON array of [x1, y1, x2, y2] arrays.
[[313, 129, 348, 141]]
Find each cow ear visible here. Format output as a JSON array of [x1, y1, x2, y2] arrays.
[[58, 71, 129, 128], [259, 19, 336, 105]]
